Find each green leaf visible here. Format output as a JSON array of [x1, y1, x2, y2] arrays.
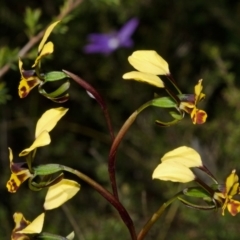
[[44, 71, 69, 82], [24, 7, 42, 37], [151, 97, 177, 108]]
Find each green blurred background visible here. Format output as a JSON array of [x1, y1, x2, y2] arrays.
[[1, 0, 240, 239]]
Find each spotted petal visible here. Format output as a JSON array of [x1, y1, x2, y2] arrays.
[[17, 213, 45, 234], [6, 148, 32, 193]]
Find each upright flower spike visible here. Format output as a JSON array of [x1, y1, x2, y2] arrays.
[[19, 107, 68, 156], [123, 50, 169, 88], [214, 170, 240, 216], [6, 148, 33, 193], [152, 146, 202, 183], [44, 179, 80, 210], [179, 79, 207, 124], [11, 212, 45, 240], [83, 18, 139, 55]]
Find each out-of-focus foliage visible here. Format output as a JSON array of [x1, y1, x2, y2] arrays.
[[2, 0, 240, 239]]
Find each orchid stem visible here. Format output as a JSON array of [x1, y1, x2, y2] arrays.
[[108, 100, 152, 199], [61, 165, 137, 240], [137, 193, 181, 240]]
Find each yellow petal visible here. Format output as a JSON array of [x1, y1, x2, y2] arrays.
[[225, 169, 239, 196], [9, 147, 13, 162], [38, 21, 60, 53], [66, 232, 75, 240], [19, 131, 51, 156], [17, 213, 45, 234], [194, 79, 203, 98], [12, 212, 30, 232], [35, 107, 68, 138], [128, 50, 170, 75], [18, 59, 23, 76], [44, 179, 80, 210], [123, 71, 164, 88], [152, 162, 195, 183], [161, 146, 202, 167], [32, 41, 54, 67]]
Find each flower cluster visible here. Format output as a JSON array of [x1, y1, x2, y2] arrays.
[[152, 146, 240, 216], [8, 108, 80, 239], [123, 50, 208, 125]]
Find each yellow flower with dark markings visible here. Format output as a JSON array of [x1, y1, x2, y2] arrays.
[[179, 79, 207, 124], [11, 212, 44, 240], [18, 21, 60, 98], [7, 148, 33, 193], [214, 170, 240, 216]]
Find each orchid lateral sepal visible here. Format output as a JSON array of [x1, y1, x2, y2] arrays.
[[178, 196, 217, 211], [28, 173, 64, 191], [182, 187, 213, 200], [38, 82, 70, 103], [155, 118, 182, 127], [35, 232, 74, 239]]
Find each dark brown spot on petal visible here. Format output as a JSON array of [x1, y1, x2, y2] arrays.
[[19, 86, 28, 98]]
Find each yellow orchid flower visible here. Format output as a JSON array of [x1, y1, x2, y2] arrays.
[[44, 179, 80, 210], [6, 148, 33, 193], [18, 21, 60, 98], [214, 170, 240, 216], [123, 50, 169, 88], [152, 146, 202, 183], [179, 79, 207, 124], [19, 107, 68, 156], [11, 212, 45, 240]]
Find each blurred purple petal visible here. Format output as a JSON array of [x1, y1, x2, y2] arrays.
[[118, 18, 139, 43], [83, 17, 139, 54]]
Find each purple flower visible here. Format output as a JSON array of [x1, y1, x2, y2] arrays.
[[83, 18, 139, 55]]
